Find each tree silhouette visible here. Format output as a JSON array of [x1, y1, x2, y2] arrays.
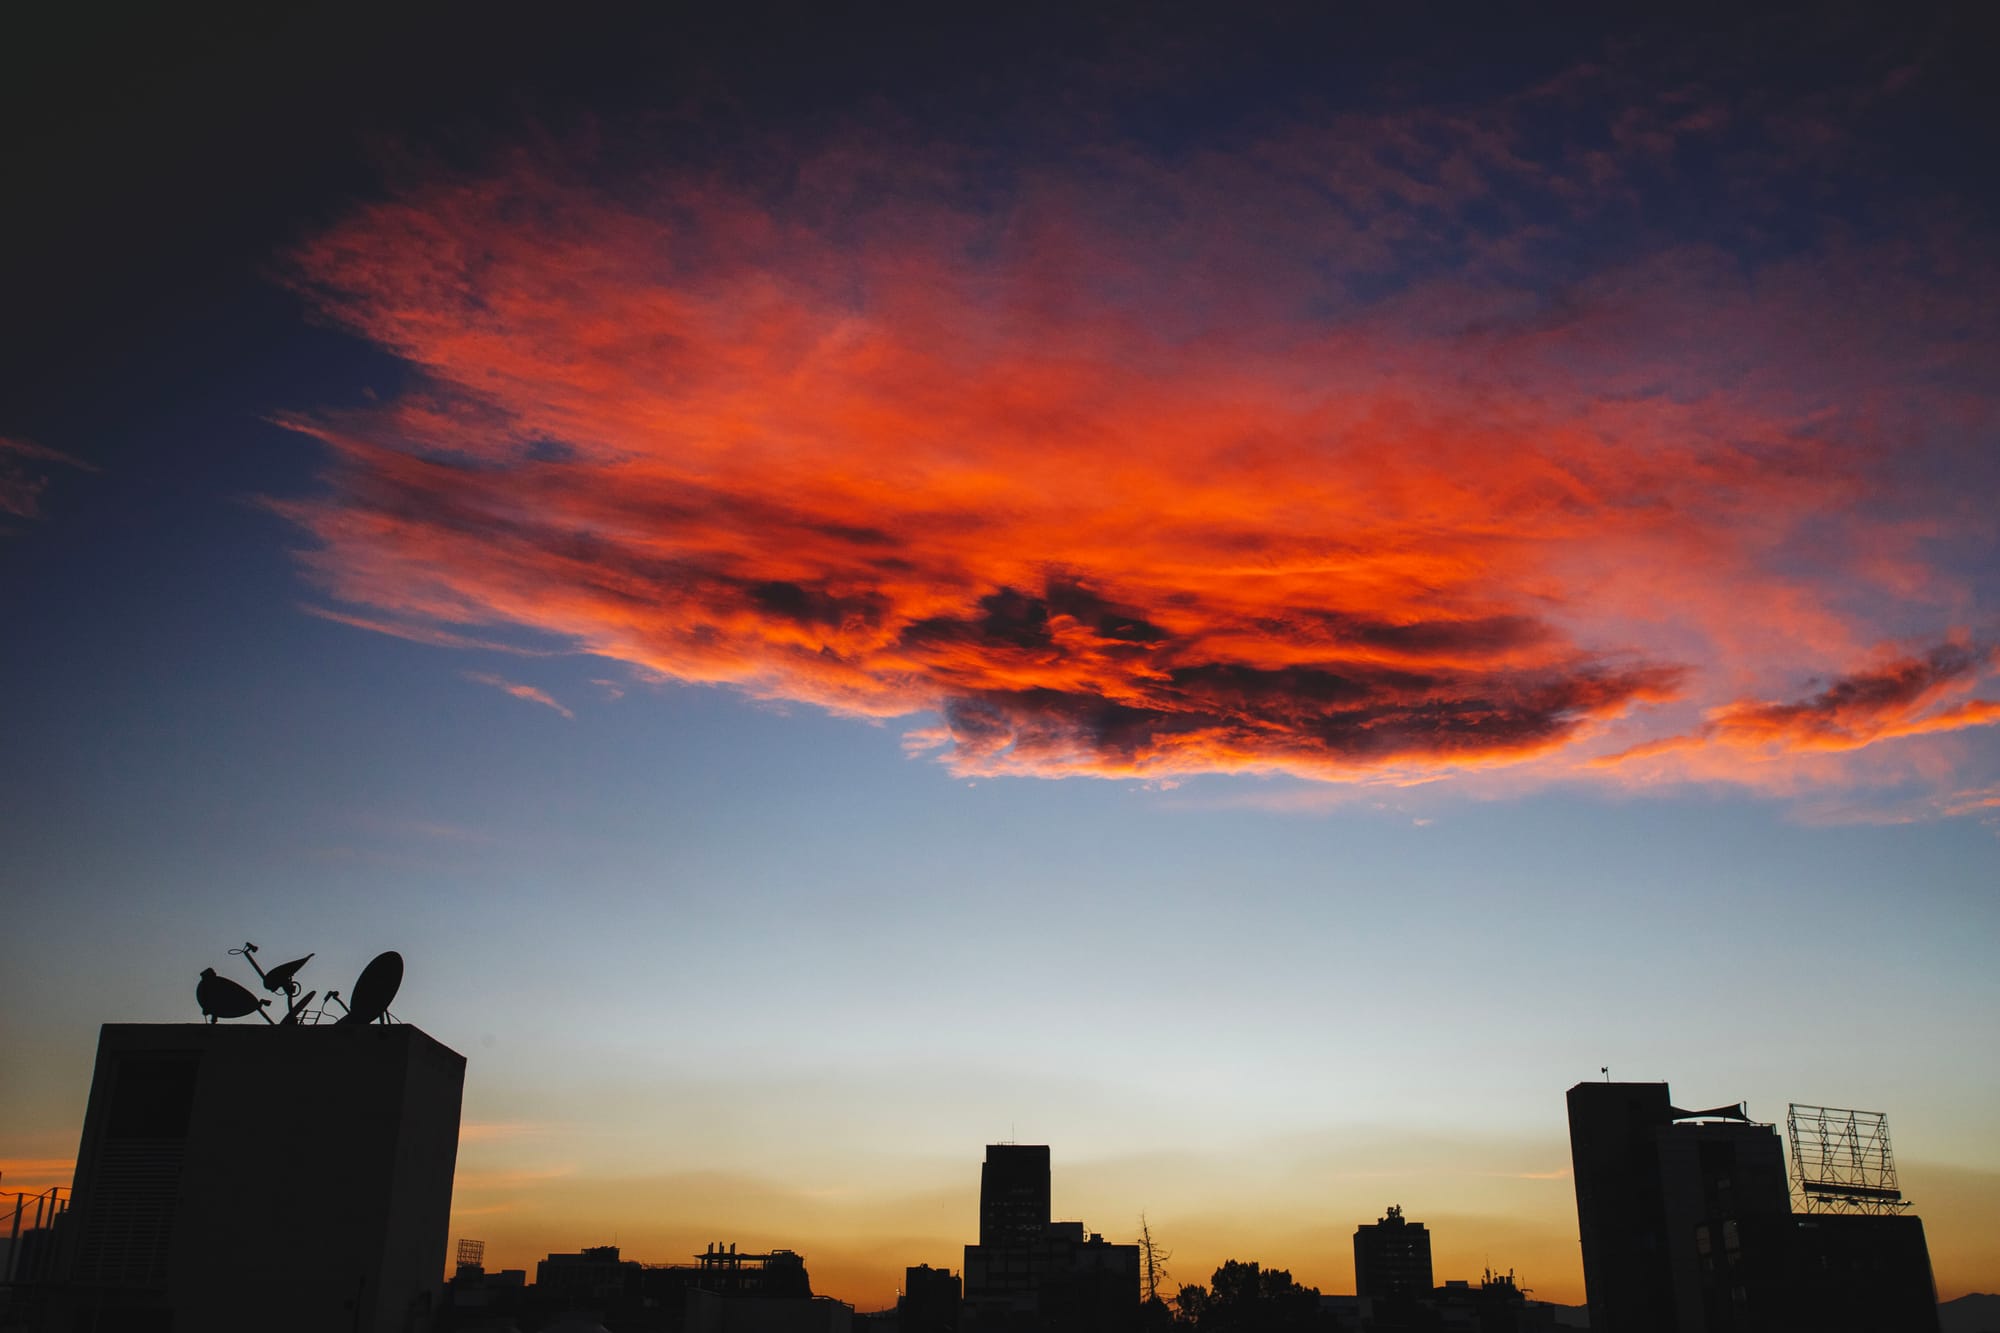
[[1172, 1260, 1343, 1331]]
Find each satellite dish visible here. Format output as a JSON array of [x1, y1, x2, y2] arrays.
[[260, 953, 314, 995], [336, 951, 403, 1025], [197, 967, 270, 1023]]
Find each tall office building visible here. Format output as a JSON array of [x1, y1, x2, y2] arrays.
[[978, 1145, 1052, 1247], [1353, 1204, 1434, 1302], [56, 1022, 464, 1332], [962, 1145, 1137, 1332]]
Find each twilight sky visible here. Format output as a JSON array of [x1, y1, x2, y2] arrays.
[[3, 2, 1996, 1307]]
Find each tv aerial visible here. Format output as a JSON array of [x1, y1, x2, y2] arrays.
[[195, 942, 407, 1027]]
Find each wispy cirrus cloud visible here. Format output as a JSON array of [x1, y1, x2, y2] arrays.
[[300, 603, 558, 655], [463, 671, 573, 720], [1943, 786, 2000, 819], [0, 1157, 74, 1191], [0, 436, 94, 526], [272, 50, 1998, 811], [459, 1120, 556, 1146]]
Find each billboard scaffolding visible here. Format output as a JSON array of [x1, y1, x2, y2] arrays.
[[1787, 1104, 1909, 1214]]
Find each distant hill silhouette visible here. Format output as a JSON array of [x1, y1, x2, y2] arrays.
[[1941, 1293, 2000, 1333]]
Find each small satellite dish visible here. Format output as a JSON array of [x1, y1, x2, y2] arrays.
[[197, 968, 270, 1023], [336, 951, 403, 1026], [260, 953, 314, 995]]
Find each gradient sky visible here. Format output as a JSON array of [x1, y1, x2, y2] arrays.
[[3, 2, 1997, 1309]]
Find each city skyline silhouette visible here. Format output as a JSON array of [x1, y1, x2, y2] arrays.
[[3, 2, 1997, 1324], [11, 1032, 1976, 1330]]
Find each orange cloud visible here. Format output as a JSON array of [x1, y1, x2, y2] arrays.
[[1706, 647, 2000, 752], [1604, 644, 2000, 765], [0, 1157, 74, 1193], [273, 124, 1998, 802], [1943, 785, 2000, 818]]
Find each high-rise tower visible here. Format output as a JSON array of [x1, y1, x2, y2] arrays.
[[979, 1144, 1052, 1246], [963, 1144, 1137, 1332]]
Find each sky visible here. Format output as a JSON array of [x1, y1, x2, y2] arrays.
[[2, 1, 1997, 1309]]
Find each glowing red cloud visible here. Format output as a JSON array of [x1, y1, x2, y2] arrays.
[[275, 137, 1998, 791], [1605, 644, 2000, 764]]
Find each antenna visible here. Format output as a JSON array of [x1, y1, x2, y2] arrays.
[[1601, 1066, 1609, 1082]]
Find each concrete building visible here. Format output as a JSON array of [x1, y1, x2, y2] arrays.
[[54, 1022, 463, 1332]]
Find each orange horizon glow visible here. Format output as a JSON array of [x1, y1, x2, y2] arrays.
[[12, 1148, 1995, 1307]]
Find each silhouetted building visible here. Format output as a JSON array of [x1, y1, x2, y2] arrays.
[[1567, 1081, 1791, 1333], [962, 1145, 1138, 1332], [1788, 1213, 1939, 1333], [54, 1022, 463, 1332], [1566, 1080, 1940, 1333], [690, 1244, 815, 1298], [444, 1256, 528, 1328], [538, 1243, 638, 1306], [899, 1263, 961, 1333], [527, 1241, 842, 1332], [1430, 1271, 1559, 1333], [1354, 1204, 1434, 1301], [978, 1145, 1051, 1249]]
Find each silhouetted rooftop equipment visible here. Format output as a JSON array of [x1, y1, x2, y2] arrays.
[[196, 968, 269, 1023], [1788, 1103, 1909, 1214], [193, 942, 406, 1026], [337, 950, 404, 1026], [3, 1186, 70, 1284]]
